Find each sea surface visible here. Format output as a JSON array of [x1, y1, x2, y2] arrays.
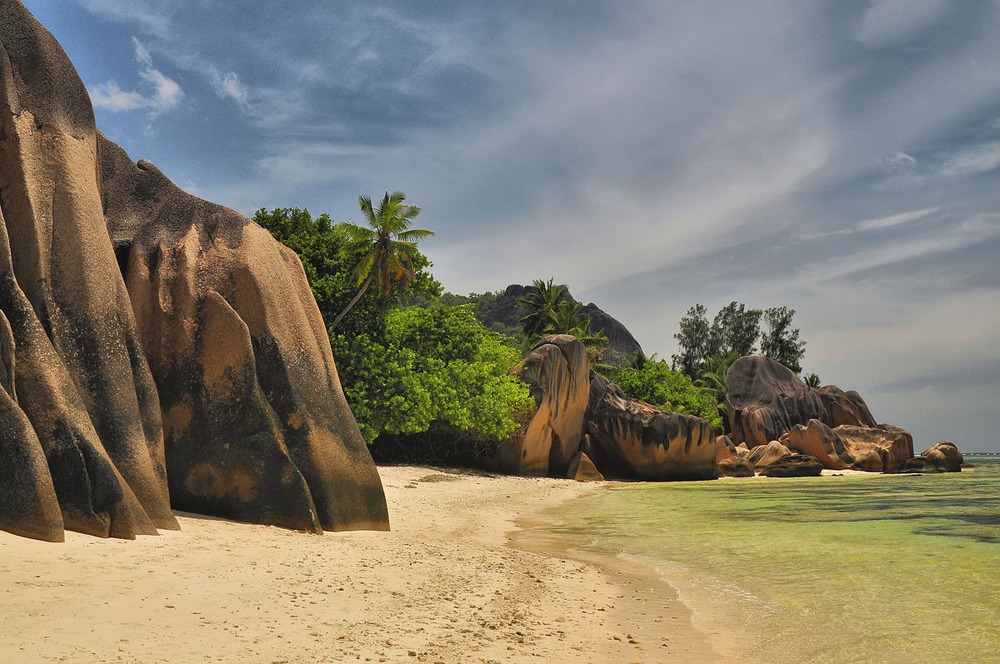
[[532, 456, 1000, 663]]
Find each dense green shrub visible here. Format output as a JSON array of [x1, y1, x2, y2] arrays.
[[613, 360, 722, 429], [331, 306, 533, 444]]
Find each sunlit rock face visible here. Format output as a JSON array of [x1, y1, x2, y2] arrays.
[[497, 335, 590, 477], [585, 374, 717, 480], [780, 418, 914, 473], [921, 441, 963, 472], [724, 355, 908, 468], [100, 137, 389, 534], [0, 0, 388, 539], [725, 356, 829, 448], [0, 0, 175, 540]]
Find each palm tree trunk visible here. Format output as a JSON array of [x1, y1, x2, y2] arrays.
[[330, 271, 375, 331]]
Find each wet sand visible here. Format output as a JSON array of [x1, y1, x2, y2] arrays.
[[0, 465, 718, 662]]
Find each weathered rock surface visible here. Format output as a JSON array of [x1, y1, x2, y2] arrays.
[[746, 441, 793, 471], [763, 454, 823, 478], [718, 456, 755, 477], [585, 374, 717, 480], [497, 335, 590, 476], [715, 435, 738, 463], [0, 0, 388, 539], [781, 419, 913, 473], [921, 441, 963, 472], [0, 0, 175, 540], [724, 356, 914, 474], [726, 357, 827, 448], [835, 424, 913, 473], [101, 137, 389, 533], [566, 449, 604, 482]]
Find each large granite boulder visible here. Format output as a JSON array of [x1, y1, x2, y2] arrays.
[[726, 356, 827, 448], [726, 357, 898, 466], [585, 374, 717, 480], [921, 441, 963, 472], [781, 419, 913, 472], [746, 441, 794, 471], [763, 454, 823, 478], [497, 335, 590, 476], [0, 0, 176, 541], [100, 138, 389, 533], [0, 0, 388, 539], [835, 424, 912, 473]]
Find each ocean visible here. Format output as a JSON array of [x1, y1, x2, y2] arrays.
[[532, 456, 1000, 662]]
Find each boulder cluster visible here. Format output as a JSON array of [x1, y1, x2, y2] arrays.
[[496, 336, 717, 481], [713, 356, 961, 477], [0, 1, 388, 542], [502, 344, 962, 482]]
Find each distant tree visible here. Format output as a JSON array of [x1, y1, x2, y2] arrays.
[[331, 191, 435, 330], [671, 304, 711, 377], [803, 372, 821, 389], [709, 301, 762, 358], [760, 306, 806, 373]]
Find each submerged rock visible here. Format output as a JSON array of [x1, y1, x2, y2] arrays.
[[718, 457, 756, 477], [746, 441, 794, 471]]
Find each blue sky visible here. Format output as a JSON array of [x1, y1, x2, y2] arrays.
[[23, 0, 1000, 451]]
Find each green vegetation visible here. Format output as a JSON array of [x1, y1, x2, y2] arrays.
[[257, 204, 816, 444], [254, 202, 531, 448], [330, 191, 434, 330], [516, 278, 607, 361], [613, 360, 722, 429], [332, 306, 533, 444], [672, 301, 807, 376]]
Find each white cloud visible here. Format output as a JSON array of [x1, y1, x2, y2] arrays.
[[89, 38, 183, 115], [856, 206, 940, 231], [940, 142, 1000, 177], [89, 81, 145, 111], [216, 72, 248, 105]]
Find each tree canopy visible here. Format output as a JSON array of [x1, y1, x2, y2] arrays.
[[672, 301, 806, 377], [331, 191, 435, 330]]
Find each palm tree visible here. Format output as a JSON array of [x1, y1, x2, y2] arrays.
[[330, 191, 434, 330], [517, 278, 570, 338]]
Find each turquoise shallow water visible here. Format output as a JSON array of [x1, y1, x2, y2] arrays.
[[537, 457, 1000, 663]]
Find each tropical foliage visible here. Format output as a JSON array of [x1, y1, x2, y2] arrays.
[[255, 202, 530, 449], [331, 191, 435, 330], [517, 278, 607, 360], [332, 306, 533, 444], [613, 360, 722, 429], [672, 301, 807, 377]]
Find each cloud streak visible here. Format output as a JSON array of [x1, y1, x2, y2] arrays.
[[89, 38, 182, 115]]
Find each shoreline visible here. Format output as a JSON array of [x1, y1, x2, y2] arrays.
[[0, 465, 718, 663]]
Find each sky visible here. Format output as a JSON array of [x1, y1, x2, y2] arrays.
[[21, 0, 1000, 452]]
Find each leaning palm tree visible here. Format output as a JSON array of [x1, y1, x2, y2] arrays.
[[330, 191, 434, 330]]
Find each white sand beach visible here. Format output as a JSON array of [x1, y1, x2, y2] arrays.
[[0, 466, 717, 663]]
